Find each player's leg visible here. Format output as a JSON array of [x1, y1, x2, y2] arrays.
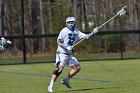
[[61, 56, 81, 88], [48, 54, 68, 92], [61, 64, 80, 88], [48, 64, 64, 92], [68, 64, 81, 78]]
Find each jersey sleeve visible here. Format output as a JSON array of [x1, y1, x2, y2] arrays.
[[57, 28, 67, 46], [78, 31, 87, 39], [57, 31, 63, 44]]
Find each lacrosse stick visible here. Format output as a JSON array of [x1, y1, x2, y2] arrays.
[[72, 6, 128, 48]]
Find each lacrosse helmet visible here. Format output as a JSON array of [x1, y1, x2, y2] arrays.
[[66, 17, 76, 31]]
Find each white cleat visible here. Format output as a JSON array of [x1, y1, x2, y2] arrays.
[[48, 86, 53, 93], [61, 79, 72, 89]]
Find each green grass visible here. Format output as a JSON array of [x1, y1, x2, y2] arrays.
[[0, 52, 139, 64], [0, 59, 140, 93]]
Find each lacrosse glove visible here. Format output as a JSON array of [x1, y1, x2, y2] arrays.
[[86, 27, 99, 39], [64, 45, 73, 51]]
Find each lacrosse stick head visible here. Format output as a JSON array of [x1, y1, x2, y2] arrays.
[[117, 6, 128, 16]]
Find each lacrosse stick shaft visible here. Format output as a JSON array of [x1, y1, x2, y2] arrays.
[[98, 14, 118, 29], [72, 14, 118, 48], [72, 6, 127, 48], [72, 36, 85, 48]]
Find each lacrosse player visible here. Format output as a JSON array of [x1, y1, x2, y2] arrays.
[[48, 17, 98, 92], [0, 37, 12, 50]]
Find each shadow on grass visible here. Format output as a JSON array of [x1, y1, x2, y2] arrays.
[[59, 86, 121, 92]]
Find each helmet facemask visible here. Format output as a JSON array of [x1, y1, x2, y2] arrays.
[[66, 17, 76, 31], [66, 21, 75, 31]]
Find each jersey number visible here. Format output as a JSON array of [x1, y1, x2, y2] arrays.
[[68, 36, 75, 45]]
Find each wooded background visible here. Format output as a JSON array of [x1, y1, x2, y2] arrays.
[[0, 0, 140, 56]]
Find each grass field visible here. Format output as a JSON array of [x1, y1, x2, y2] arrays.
[[0, 59, 140, 93]]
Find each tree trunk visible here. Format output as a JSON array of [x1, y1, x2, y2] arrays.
[[31, 0, 40, 53], [39, 0, 46, 52]]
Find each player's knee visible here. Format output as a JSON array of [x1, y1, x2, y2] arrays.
[[72, 65, 81, 72], [52, 69, 62, 77], [75, 65, 81, 72], [76, 66, 81, 72]]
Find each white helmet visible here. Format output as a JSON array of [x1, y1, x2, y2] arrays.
[[66, 17, 76, 23], [66, 17, 76, 31]]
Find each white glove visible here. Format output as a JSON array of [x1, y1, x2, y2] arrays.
[[64, 45, 73, 51], [86, 27, 99, 39], [7, 40, 12, 45]]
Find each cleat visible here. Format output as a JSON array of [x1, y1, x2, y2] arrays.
[[48, 86, 53, 93], [61, 79, 72, 89]]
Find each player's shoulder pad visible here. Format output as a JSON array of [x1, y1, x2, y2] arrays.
[[61, 27, 68, 31]]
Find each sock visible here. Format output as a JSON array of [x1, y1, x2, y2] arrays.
[[64, 76, 70, 81], [49, 80, 54, 87]]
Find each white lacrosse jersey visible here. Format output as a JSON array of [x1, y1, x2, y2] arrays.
[[57, 27, 87, 54]]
